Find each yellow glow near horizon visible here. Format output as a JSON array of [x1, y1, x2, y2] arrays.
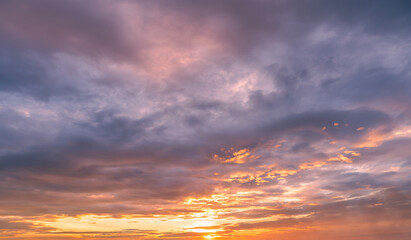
[[203, 234, 217, 239]]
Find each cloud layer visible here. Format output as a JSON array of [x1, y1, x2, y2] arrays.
[[0, 0, 411, 239]]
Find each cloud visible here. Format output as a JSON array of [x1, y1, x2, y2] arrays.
[[0, 0, 411, 239]]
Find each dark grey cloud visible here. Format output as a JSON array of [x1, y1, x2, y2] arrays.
[[149, 0, 411, 54], [0, 0, 129, 60], [0, 50, 86, 100], [263, 108, 392, 139], [81, 109, 153, 143], [321, 67, 411, 105]]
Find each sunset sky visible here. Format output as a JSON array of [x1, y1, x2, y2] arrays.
[[1, 0, 411, 239]]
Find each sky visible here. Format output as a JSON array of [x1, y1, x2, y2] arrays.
[[0, 0, 411, 239]]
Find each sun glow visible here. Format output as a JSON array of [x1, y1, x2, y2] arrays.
[[203, 234, 217, 239]]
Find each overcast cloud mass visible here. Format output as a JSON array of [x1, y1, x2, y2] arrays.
[[0, 0, 411, 239]]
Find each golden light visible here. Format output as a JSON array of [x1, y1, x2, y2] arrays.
[[203, 234, 217, 239], [188, 220, 219, 233]]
